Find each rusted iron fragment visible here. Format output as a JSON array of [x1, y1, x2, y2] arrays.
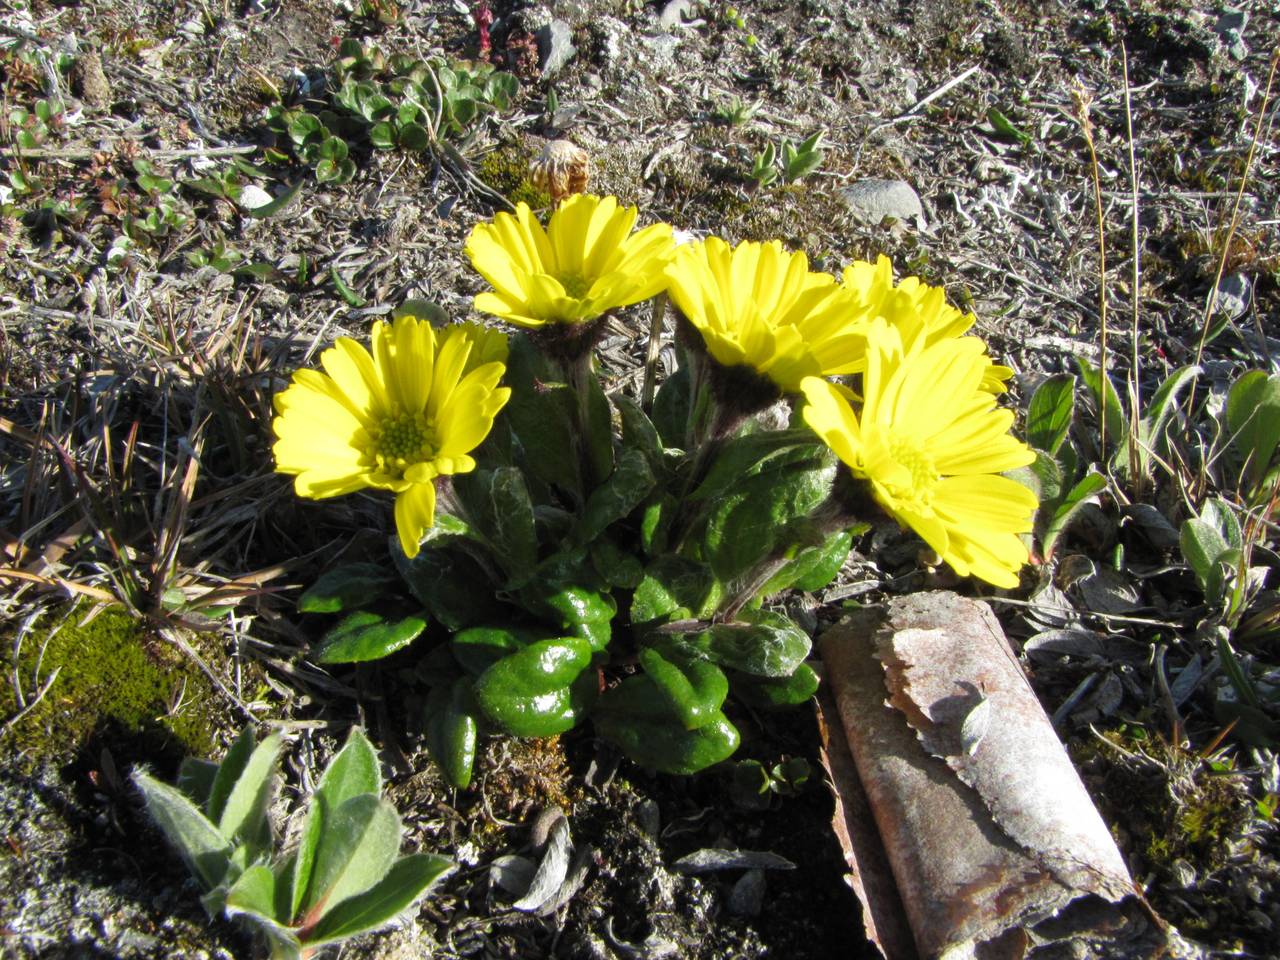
[[818, 592, 1170, 959], [816, 682, 917, 960]]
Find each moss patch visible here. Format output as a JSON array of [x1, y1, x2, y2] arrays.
[[478, 143, 552, 209], [1, 605, 224, 771]]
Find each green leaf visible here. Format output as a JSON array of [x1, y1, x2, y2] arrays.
[[576, 449, 656, 544], [590, 537, 644, 589], [691, 429, 822, 502], [217, 732, 282, 856], [473, 636, 594, 737], [299, 563, 399, 614], [393, 299, 449, 324], [132, 771, 234, 891], [424, 679, 479, 789], [666, 609, 811, 677], [313, 610, 427, 664], [176, 758, 219, 807], [330, 268, 367, 307], [651, 363, 693, 449], [987, 106, 1033, 144], [595, 706, 740, 775], [224, 863, 284, 926], [730, 663, 820, 710], [1227, 370, 1280, 497], [1181, 517, 1228, 605], [631, 556, 722, 625], [704, 449, 836, 582], [1026, 374, 1075, 455], [756, 529, 853, 598], [454, 467, 538, 583], [1074, 358, 1127, 450], [397, 121, 429, 151], [583, 370, 615, 483], [1201, 498, 1242, 552], [369, 121, 396, 150], [451, 624, 539, 676], [395, 546, 502, 630], [1141, 364, 1199, 445], [1040, 470, 1107, 560], [300, 794, 402, 922], [303, 853, 453, 947], [292, 729, 383, 921], [638, 649, 729, 730], [503, 337, 581, 495], [522, 583, 617, 628], [615, 395, 666, 469], [245, 180, 305, 220], [206, 726, 258, 824]]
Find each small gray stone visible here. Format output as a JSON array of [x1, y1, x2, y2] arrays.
[[727, 869, 767, 917], [837, 179, 925, 229], [672, 848, 795, 873], [538, 19, 577, 78]]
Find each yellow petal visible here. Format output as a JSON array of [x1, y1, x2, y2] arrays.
[[394, 482, 437, 558]]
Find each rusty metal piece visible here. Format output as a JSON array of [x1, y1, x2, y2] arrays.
[[529, 139, 589, 205], [817, 591, 1172, 959]]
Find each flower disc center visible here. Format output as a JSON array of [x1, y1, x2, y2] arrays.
[[559, 273, 591, 299], [369, 411, 437, 478], [885, 438, 939, 505]]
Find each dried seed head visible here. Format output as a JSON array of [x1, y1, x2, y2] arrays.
[[529, 140, 589, 206]]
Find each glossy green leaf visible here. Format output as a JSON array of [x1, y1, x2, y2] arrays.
[[615, 395, 666, 469], [666, 609, 811, 677], [704, 450, 836, 582], [312, 610, 427, 664], [473, 636, 595, 737], [424, 679, 479, 789], [730, 663, 820, 710], [756, 529, 853, 597], [452, 624, 539, 676], [651, 363, 692, 449], [132, 771, 234, 891], [300, 794, 402, 922], [590, 537, 644, 589], [595, 708, 740, 775], [298, 563, 399, 613], [638, 649, 729, 730], [523, 584, 617, 628], [577, 448, 656, 543], [1026, 374, 1075, 455], [631, 556, 722, 625]]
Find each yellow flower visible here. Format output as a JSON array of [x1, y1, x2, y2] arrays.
[[841, 255, 1012, 392], [800, 321, 1037, 588], [273, 316, 511, 558], [464, 194, 675, 328], [664, 236, 865, 393]]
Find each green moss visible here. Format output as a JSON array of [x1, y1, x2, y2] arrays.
[[478, 144, 551, 209], [1, 604, 223, 769]]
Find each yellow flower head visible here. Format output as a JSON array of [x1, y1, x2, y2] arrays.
[[273, 316, 511, 558], [464, 194, 675, 328], [841, 255, 1012, 392], [665, 236, 866, 393], [800, 321, 1037, 587]]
